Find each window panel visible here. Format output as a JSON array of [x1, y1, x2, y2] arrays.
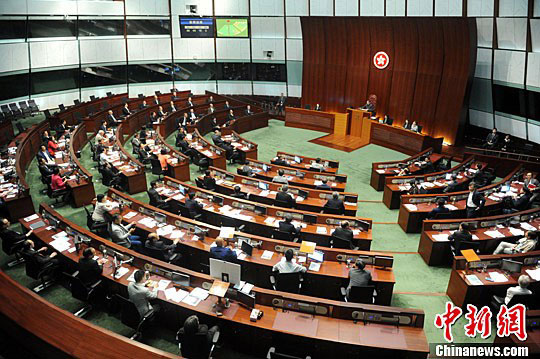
[[128, 63, 173, 83], [31, 68, 79, 95], [0, 20, 26, 40], [253, 63, 286, 82], [0, 72, 28, 101], [28, 20, 76, 38], [126, 19, 171, 36], [81, 65, 127, 88], [172, 63, 216, 81], [79, 19, 124, 37], [493, 84, 527, 118], [216, 63, 251, 81]]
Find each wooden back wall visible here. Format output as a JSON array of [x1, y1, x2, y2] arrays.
[[300, 17, 477, 145]]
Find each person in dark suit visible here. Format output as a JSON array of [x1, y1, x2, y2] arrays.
[[230, 185, 247, 199], [223, 101, 231, 110], [449, 222, 472, 254], [403, 119, 411, 130], [202, 170, 216, 191], [22, 239, 59, 266], [314, 103, 322, 111], [333, 220, 353, 244], [145, 232, 180, 263], [225, 109, 236, 125], [470, 164, 486, 186], [211, 130, 224, 147], [139, 100, 148, 109], [186, 97, 194, 107], [408, 180, 427, 195], [275, 185, 295, 208], [147, 181, 171, 210], [316, 178, 332, 190], [360, 99, 375, 114], [427, 198, 450, 219], [444, 175, 459, 193], [484, 128, 499, 149], [153, 95, 160, 105], [171, 91, 179, 101], [273, 155, 287, 167], [38, 157, 54, 179], [177, 315, 220, 359], [78, 247, 106, 286], [56, 120, 69, 137], [122, 103, 131, 117], [278, 213, 300, 237], [185, 192, 203, 218], [41, 130, 51, 144], [99, 120, 108, 133], [169, 101, 177, 112], [188, 109, 197, 123], [210, 238, 237, 262], [157, 105, 166, 118], [277, 93, 286, 115], [37, 145, 55, 165], [466, 182, 486, 218], [0, 218, 34, 252], [106, 110, 119, 126], [501, 134, 512, 152], [207, 103, 216, 115], [244, 105, 253, 116], [206, 96, 214, 104], [346, 258, 372, 299], [324, 192, 345, 215]]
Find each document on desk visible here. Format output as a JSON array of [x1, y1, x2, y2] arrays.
[[432, 234, 450, 242], [375, 169, 386, 174], [50, 237, 71, 252], [508, 227, 525, 236], [219, 227, 235, 239], [138, 217, 157, 229], [309, 262, 321, 272], [156, 225, 175, 237], [465, 274, 483, 286], [241, 283, 254, 294], [126, 271, 136, 282], [445, 204, 458, 210], [316, 226, 327, 234], [190, 287, 209, 301], [182, 295, 201, 307], [24, 214, 39, 222], [173, 193, 185, 201], [525, 268, 540, 281], [313, 180, 323, 186], [489, 272, 509, 283], [404, 204, 417, 211], [258, 190, 270, 197], [484, 230, 505, 238], [51, 231, 68, 240], [264, 216, 276, 226], [521, 222, 537, 231], [261, 250, 274, 260], [157, 280, 171, 291], [170, 230, 184, 239], [112, 267, 130, 280]]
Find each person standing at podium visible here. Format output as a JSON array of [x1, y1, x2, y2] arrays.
[[360, 94, 377, 116]]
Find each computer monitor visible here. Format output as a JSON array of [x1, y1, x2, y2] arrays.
[[241, 240, 253, 256], [209, 258, 241, 285], [212, 196, 224, 206], [465, 221, 478, 230], [254, 205, 267, 216], [356, 255, 373, 265], [501, 259, 522, 273], [308, 250, 324, 263], [303, 214, 317, 224], [294, 156, 301, 163], [258, 182, 269, 191], [262, 164, 269, 172], [296, 190, 308, 199], [237, 290, 256, 309], [335, 175, 346, 183], [344, 195, 357, 203], [177, 184, 185, 195], [171, 272, 190, 287], [295, 170, 305, 179], [43, 213, 60, 230], [154, 212, 167, 224], [374, 256, 393, 268]]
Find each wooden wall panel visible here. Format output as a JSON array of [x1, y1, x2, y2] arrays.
[[323, 18, 349, 111], [343, 19, 371, 110], [300, 17, 475, 145], [409, 19, 444, 136], [388, 19, 418, 124], [366, 19, 394, 117]]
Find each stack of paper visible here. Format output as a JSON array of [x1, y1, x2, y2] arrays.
[[432, 234, 450, 242], [164, 287, 189, 303], [219, 227, 235, 239], [156, 225, 175, 237], [259, 190, 270, 197], [508, 227, 525, 236], [190, 287, 209, 301], [112, 267, 130, 279], [182, 294, 202, 306], [404, 204, 417, 211], [157, 279, 172, 291], [264, 217, 276, 225], [525, 268, 540, 281], [49, 236, 72, 252], [489, 272, 508, 282], [124, 211, 137, 219], [316, 227, 327, 234], [261, 250, 274, 260], [521, 223, 537, 231], [309, 262, 321, 272], [376, 169, 386, 174], [465, 274, 483, 286], [170, 230, 185, 239], [138, 217, 157, 228], [313, 180, 323, 186], [484, 230, 505, 238], [24, 214, 39, 222], [445, 204, 458, 211]]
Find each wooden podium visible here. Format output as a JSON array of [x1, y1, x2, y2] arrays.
[[348, 108, 372, 140]]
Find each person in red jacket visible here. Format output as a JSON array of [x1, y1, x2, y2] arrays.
[[47, 135, 60, 156], [50, 167, 71, 205]]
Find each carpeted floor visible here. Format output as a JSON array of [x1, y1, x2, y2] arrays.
[[0, 118, 495, 358]]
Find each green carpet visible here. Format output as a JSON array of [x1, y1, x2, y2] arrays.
[[1, 118, 493, 358]]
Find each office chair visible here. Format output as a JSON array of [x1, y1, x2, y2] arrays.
[[192, 153, 210, 172], [386, 118, 394, 126], [451, 240, 480, 257], [83, 206, 108, 237], [21, 251, 58, 293], [178, 203, 203, 221], [64, 271, 102, 318], [267, 347, 311, 359], [150, 158, 164, 180], [274, 199, 294, 209], [220, 217, 245, 232], [340, 285, 376, 304], [270, 272, 303, 294], [176, 323, 220, 359], [330, 235, 358, 250], [106, 92, 113, 97], [433, 212, 456, 220], [46, 182, 69, 208], [271, 229, 297, 242], [194, 177, 205, 190], [1, 236, 26, 267], [323, 206, 344, 215], [28, 99, 39, 114], [58, 104, 66, 111], [417, 125, 423, 133], [115, 295, 156, 341], [138, 93, 145, 99], [9, 103, 22, 119], [491, 293, 536, 313], [18, 101, 31, 117], [144, 245, 180, 264]]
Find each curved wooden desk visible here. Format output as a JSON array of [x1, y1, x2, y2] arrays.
[[184, 129, 227, 170], [274, 151, 339, 174], [398, 166, 527, 233], [19, 204, 426, 358], [370, 122, 444, 156], [68, 123, 96, 207], [202, 166, 358, 216], [370, 148, 443, 191], [51, 93, 129, 126], [419, 207, 540, 266]]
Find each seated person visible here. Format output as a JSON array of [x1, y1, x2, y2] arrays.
[[504, 187, 534, 213], [240, 165, 255, 177], [333, 220, 353, 244], [244, 105, 253, 116], [501, 134, 512, 152], [106, 110, 120, 126], [272, 169, 288, 184], [230, 185, 247, 199], [95, 130, 106, 145], [314, 103, 322, 111], [22, 239, 59, 266], [207, 103, 216, 115], [186, 96, 194, 107], [56, 120, 69, 137], [346, 258, 372, 299], [41, 130, 51, 144], [157, 148, 173, 172], [360, 99, 375, 114], [153, 95, 160, 105], [272, 249, 306, 273], [272, 155, 287, 167], [139, 100, 148, 109], [110, 214, 142, 249], [0, 218, 34, 251], [128, 270, 159, 316], [188, 109, 197, 123], [484, 128, 499, 149], [324, 192, 345, 215], [310, 158, 325, 171], [157, 105, 166, 118], [177, 315, 220, 359], [207, 96, 214, 104], [223, 101, 231, 110], [180, 113, 189, 127], [138, 145, 152, 164], [99, 121, 108, 133], [185, 192, 203, 218], [316, 178, 332, 190], [503, 275, 532, 305], [145, 232, 180, 263], [225, 109, 235, 126], [493, 231, 538, 255], [443, 175, 459, 193], [427, 198, 450, 219], [209, 237, 237, 262], [171, 91, 179, 101], [131, 132, 142, 149], [38, 157, 54, 179], [202, 170, 216, 191], [410, 121, 419, 132], [275, 185, 295, 208], [122, 103, 131, 117], [397, 166, 410, 177], [169, 101, 176, 112], [37, 145, 55, 165], [403, 119, 411, 130], [278, 214, 300, 238], [448, 222, 472, 254], [48, 135, 60, 156], [147, 181, 171, 210], [211, 130, 224, 147], [78, 247, 106, 286], [407, 180, 427, 195], [51, 167, 71, 203], [92, 194, 114, 223], [523, 172, 540, 203]]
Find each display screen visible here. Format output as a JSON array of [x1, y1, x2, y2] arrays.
[[180, 17, 214, 38], [216, 18, 249, 38]]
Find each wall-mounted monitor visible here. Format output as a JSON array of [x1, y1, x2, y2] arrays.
[[179, 17, 214, 38], [216, 18, 249, 38]]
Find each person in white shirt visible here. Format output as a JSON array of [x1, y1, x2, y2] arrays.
[[504, 275, 532, 305], [169, 101, 176, 112], [310, 158, 325, 171], [95, 130, 105, 145], [92, 194, 114, 223], [410, 121, 419, 132], [189, 109, 197, 122], [272, 169, 288, 184], [272, 249, 307, 274], [128, 270, 159, 316], [493, 231, 538, 255]]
